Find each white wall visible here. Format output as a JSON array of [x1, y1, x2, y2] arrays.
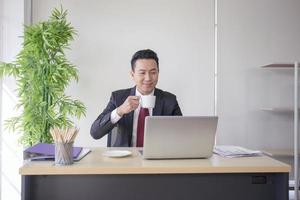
[[0, 0, 24, 199], [32, 0, 216, 147], [217, 0, 300, 149], [24, 0, 300, 151]]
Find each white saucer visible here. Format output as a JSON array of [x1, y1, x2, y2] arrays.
[[102, 150, 132, 158]]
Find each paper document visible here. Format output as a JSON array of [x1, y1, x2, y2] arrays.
[[74, 148, 91, 161], [214, 145, 263, 158]]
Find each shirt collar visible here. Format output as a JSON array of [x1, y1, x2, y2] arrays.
[[135, 88, 155, 96]]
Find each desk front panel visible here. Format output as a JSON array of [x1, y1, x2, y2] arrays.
[[22, 172, 288, 200]]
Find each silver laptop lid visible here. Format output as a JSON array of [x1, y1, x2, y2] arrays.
[[143, 116, 218, 159]]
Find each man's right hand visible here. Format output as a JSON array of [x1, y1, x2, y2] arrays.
[[116, 96, 140, 117]]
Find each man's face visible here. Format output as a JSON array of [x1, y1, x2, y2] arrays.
[[131, 59, 159, 95]]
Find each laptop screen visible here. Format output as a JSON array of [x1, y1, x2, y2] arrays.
[[142, 116, 218, 159]]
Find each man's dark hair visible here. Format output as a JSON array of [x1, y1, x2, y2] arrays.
[[131, 49, 159, 71]]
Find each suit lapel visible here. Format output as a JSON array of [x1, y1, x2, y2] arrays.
[[153, 88, 163, 116]]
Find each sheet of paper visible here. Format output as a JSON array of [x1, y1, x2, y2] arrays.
[[74, 148, 91, 161], [214, 145, 263, 158]]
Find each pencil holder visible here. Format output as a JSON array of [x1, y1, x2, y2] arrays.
[[55, 142, 74, 165]]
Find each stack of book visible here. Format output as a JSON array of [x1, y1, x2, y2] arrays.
[[23, 143, 91, 161]]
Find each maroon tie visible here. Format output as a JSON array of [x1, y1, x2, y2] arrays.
[[136, 107, 149, 147]]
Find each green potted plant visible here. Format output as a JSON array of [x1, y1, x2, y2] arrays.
[[0, 7, 86, 146]]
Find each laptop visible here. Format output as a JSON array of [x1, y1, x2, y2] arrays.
[[142, 116, 218, 159]]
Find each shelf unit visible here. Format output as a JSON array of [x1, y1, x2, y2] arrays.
[[261, 62, 299, 200]]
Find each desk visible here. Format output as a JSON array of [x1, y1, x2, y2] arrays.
[[19, 148, 290, 200]]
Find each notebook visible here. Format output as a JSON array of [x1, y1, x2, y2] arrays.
[[142, 116, 218, 159]]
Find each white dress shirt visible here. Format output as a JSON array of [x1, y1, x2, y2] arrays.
[[110, 89, 154, 146]]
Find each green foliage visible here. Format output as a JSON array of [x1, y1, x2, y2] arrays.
[[0, 7, 86, 146]]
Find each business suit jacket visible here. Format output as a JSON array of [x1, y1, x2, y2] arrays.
[[90, 87, 182, 147]]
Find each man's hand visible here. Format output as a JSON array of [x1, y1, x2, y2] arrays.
[[116, 96, 140, 117]]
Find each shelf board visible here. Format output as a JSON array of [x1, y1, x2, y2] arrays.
[[261, 63, 298, 68], [261, 107, 300, 114], [262, 149, 300, 156]]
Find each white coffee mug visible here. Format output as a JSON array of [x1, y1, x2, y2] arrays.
[[140, 95, 156, 108]]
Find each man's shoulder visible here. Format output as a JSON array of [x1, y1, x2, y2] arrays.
[[155, 88, 177, 99], [111, 88, 133, 100], [112, 88, 132, 95]]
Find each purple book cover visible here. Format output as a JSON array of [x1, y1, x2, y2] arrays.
[[24, 143, 82, 158]]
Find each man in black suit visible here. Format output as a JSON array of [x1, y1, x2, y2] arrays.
[[90, 49, 182, 147]]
